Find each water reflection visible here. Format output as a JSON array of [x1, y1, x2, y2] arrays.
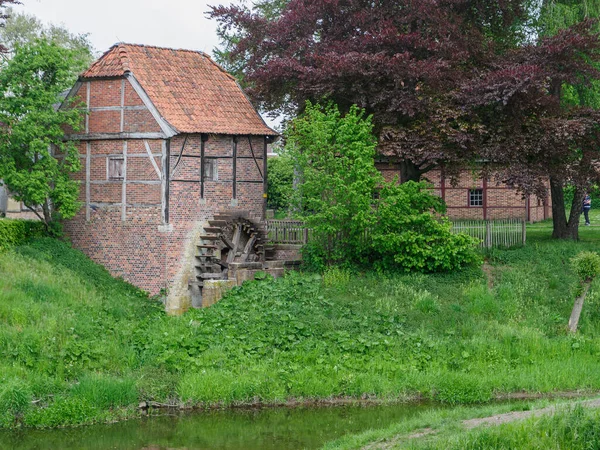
[[1, 403, 432, 450]]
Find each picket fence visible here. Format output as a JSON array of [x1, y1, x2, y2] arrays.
[[450, 219, 526, 248], [266, 218, 526, 248]]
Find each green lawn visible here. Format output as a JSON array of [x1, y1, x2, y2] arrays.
[[1, 219, 600, 429]]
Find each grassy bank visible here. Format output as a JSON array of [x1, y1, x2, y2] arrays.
[[2, 223, 600, 428], [321, 399, 600, 449]]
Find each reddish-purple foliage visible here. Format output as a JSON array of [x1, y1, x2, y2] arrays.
[[210, 1, 600, 195]]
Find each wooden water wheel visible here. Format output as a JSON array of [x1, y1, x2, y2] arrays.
[[189, 211, 273, 307]]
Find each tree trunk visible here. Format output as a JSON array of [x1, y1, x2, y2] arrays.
[[565, 187, 585, 241], [400, 160, 422, 183], [550, 177, 569, 239], [569, 283, 590, 333], [42, 200, 52, 228]]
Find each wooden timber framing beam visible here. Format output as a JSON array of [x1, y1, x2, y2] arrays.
[[169, 135, 189, 178], [144, 140, 162, 179], [122, 141, 128, 222], [201, 134, 208, 200], [247, 136, 263, 179], [90, 153, 162, 159], [232, 136, 238, 200], [66, 132, 167, 141], [161, 139, 171, 224], [91, 180, 161, 185], [120, 79, 125, 132], [86, 142, 91, 221], [85, 81, 90, 133]]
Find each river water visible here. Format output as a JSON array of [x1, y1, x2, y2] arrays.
[[0, 403, 435, 450]]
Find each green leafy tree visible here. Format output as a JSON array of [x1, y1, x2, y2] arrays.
[[0, 39, 84, 226], [0, 8, 94, 76], [287, 102, 380, 264], [287, 102, 479, 270], [267, 152, 294, 212]]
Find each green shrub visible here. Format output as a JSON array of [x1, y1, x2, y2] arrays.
[[287, 102, 479, 272], [571, 251, 600, 283], [370, 182, 481, 272], [267, 153, 295, 211], [0, 219, 46, 251]]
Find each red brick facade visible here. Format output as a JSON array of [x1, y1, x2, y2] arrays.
[[376, 163, 552, 222], [62, 45, 276, 297]]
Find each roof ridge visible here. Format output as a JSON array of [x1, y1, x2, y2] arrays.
[[116, 43, 131, 73], [118, 42, 210, 57], [118, 43, 237, 82]]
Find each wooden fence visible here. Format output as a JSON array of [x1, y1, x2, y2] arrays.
[[267, 218, 526, 248], [267, 220, 310, 244], [450, 219, 526, 248]]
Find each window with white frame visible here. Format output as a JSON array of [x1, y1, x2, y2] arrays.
[[469, 188, 483, 207]]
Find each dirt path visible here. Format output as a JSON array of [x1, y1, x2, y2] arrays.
[[363, 397, 600, 450]]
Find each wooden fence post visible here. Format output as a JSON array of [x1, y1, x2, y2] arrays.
[[522, 219, 527, 246], [485, 221, 492, 248]]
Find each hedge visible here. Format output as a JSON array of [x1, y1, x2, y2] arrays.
[[0, 219, 47, 251]]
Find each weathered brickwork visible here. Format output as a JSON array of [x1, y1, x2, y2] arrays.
[[63, 76, 269, 296], [376, 163, 552, 222]]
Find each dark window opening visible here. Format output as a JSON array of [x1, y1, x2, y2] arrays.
[[203, 160, 218, 181], [469, 189, 483, 207]]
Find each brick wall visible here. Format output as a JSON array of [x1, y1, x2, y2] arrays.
[[376, 163, 552, 222], [63, 77, 268, 297]]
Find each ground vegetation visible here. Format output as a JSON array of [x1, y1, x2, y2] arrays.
[[2, 220, 600, 428]]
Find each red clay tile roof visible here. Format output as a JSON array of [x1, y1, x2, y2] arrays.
[[82, 43, 277, 136]]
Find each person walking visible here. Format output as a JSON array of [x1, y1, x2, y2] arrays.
[[583, 194, 592, 226]]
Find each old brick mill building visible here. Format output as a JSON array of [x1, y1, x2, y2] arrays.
[[61, 43, 278, 313], [59, 43, 550, 312]]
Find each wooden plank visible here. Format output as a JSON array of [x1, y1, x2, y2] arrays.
[[227, 224, 242, 263], [220, 234, 235, 250], [144, 140, 162, 179], [240, 234, 258, 262]]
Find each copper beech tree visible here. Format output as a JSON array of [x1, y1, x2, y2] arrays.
[[211, 0, 600, 239]]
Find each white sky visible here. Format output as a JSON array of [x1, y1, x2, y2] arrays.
[[14, 0, 234, 58]]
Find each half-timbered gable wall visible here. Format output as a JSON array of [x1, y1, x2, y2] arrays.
[[63, 75, 268, 296]]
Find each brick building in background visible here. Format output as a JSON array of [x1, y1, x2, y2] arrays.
[[61, 44, 277, 313], [376, 162, 551, 222]]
